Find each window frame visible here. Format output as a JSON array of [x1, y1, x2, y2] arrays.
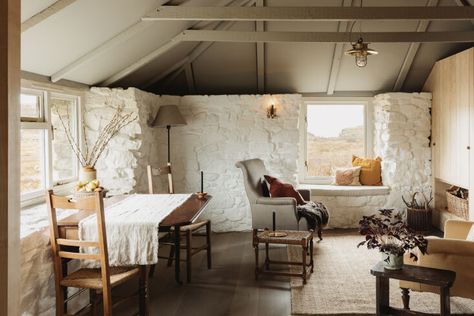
[[20, 87, 82, 207], [299, 97, 374, 185]]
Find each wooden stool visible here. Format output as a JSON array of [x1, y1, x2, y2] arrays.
[[253, 229, 314, 284]]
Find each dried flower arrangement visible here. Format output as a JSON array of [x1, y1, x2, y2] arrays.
[[55, 100, 137, 169], [358, 209, 428, 269]]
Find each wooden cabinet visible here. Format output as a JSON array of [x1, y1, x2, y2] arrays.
[[425, 48, 473, 189]]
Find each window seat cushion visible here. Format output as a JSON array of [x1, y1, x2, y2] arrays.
[[298, 184, 390, 197]]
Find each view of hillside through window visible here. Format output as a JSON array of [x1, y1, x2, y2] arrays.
[[306, 104, 365, 177]]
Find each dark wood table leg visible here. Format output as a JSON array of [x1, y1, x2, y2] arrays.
[[174, 225, 182, 285], [401, 288, 410, 310], [253, 229, 259, 280], [375, 276, 389, 316], [265, 242, 269, 270], [440, 287, 451, 316], [309, 237, 314, 273], [302, 239, 307, 284], [139, 265, 149, 316]]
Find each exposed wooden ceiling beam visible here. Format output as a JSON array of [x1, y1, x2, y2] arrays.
[[51, 21, 152, 82], [184, 63, 196, 94], [101, 0, 254, 87], [393, 0, 439, 92], [51, 0, 181, 83], [453, 0, 474, 25], [22, 0, 77, 32], [180, 30, 474, 43], [142, 57, 189, 88], [256, 0, 265, 94], [326, 0, 352, 95], [142, 20, 238, 89], [143, 6, 474, 21], [100, 34, 184, 86], [142, 1, 255, 90]]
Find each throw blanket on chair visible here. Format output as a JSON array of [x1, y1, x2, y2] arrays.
[[296, 201, 329, 240]]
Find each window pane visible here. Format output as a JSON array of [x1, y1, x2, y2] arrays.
[[21, 129, 46, 194], [50, 97, 78, 183], [307, 104, 365, 177], [20, 93, 41, 119]]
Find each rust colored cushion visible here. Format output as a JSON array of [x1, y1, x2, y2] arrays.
[[352, 155, 383, 186], [264, 175, 305, 205]]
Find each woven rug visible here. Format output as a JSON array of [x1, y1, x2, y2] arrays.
[[288, 231, 474, 315]]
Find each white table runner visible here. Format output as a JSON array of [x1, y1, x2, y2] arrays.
[[79, 194, 191, 267]]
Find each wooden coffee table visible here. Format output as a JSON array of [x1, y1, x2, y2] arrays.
[[370, 261, 456, 316], [252, 229, 314, 284]]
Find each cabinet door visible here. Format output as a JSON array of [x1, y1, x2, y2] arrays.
[[454, 50, 471, 188], [434, 50, 471, 188], [425, 64, 441, 179]]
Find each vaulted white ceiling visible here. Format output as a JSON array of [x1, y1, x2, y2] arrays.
[[21, 0, 474, 95]]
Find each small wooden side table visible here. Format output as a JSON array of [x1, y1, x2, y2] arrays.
[[253, 229, 314, 284], [370, 261, 456, 316]]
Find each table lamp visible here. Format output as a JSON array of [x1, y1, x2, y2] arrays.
[[152, 105, 187, 163]]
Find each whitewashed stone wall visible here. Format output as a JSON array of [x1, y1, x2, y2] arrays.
[[373, 92, 432, 210], [19, 89, 432, 314], [84, 88, 142, 194], [309, 92, 432, 228], [85, 89, 302, 231]]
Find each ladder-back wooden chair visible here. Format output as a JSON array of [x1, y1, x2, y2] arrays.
[[147, 163, 212, 282], [46, 190, 147, 316]]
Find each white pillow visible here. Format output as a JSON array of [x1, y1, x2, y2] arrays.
[[332, 166, 362, 186], [467, 225, 474, 241]]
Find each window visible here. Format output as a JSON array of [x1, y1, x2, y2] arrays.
[[20, 88, 81, 204], [300, 99, 372, 184]]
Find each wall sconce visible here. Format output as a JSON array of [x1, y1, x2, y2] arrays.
[[267, 104, 277, 119]]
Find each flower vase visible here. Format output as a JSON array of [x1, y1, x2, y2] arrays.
[[382, 252, 404, 270], [79, 166, 97, 182]]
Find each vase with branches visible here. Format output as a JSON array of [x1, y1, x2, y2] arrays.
[[358, 209, 428, 270], [55, 100, 137, 186]]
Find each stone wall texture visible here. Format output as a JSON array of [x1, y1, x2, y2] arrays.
[[20, 89, 432, 315], [373, 92, 432, 210], [85, 88, 302, 232], [310, 92, 432, 228]]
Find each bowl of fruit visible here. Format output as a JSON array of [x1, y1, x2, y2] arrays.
[[74, 179, 104, 198]]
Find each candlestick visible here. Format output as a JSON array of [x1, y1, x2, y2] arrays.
[[200, 170, 203, 193], [272, 211, 276, 231]]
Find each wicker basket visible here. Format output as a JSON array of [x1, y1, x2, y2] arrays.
[[446, 188, 469, 220], [406, 207, 432, 234]]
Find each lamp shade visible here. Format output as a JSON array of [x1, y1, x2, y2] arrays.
[[153, 105, 187, 127]]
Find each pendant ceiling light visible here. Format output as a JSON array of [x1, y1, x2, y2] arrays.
[[344, 0, 378, 67], [345, 37, 378, 67]]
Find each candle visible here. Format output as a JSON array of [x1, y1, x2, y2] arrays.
[[272, 211, 276, 231], [200, 170, 203, 193]]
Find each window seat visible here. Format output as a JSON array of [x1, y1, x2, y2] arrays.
[[299, 184, 390, 197], [298, 185, 391, 229]]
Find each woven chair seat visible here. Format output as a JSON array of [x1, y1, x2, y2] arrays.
[[180, 220, 209, 232], [61, 267, 140, 290]]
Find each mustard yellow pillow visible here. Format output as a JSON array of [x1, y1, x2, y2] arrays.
[[352, 155, 383, 186]]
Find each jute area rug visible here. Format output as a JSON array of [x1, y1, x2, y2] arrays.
[[288, 231, 474, 315]]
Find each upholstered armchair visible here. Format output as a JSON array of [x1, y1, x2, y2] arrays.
[[400, 220, 474, 299], [235, 158, 310, 230]]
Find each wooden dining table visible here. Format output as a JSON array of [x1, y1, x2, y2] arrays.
[[57, 193, 213, 285]]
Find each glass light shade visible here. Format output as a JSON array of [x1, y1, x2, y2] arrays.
[[355, 55, 367, 67]]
